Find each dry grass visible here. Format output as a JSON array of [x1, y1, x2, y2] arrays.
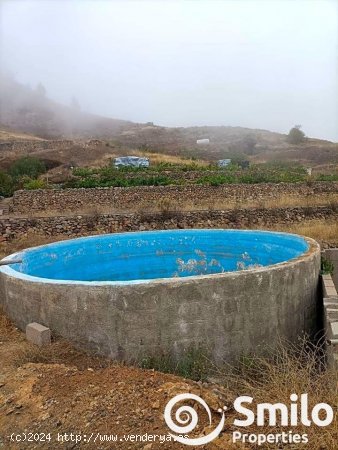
[[11, 339, 114, 371], [160, 193, 338, 212], [0, 307, 12, 333], [0, 129, 44, 141], [215, 338, 338, 449], [0, 233, 65, 260], [0, 307, 114, 371], [12, 340, 79, 367], [5, 190, 337, 219], [33, 193, 335, 217], [90, 149, 210, 168], [264, 219, 338, 244], [125, 149, 209, 166], [235, 193, 338, 210]]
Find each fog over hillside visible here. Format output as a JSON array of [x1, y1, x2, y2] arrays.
[[0, 73, 133, 139], [0, 0, 337, 142]]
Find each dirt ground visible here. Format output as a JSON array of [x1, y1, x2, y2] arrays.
[[0, 311, 240, 450]]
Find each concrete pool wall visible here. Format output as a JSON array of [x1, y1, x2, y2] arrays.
[[0, 230, 321, 364]]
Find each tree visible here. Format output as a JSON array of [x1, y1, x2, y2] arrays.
[[243, 135, 256, 155], [9, 156, 46, 179], [36, 82, 46, 97], [287, 125, 305, 144], [71, 96, 80, 110]]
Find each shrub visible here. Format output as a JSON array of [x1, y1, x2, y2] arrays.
[[72, 167, 95, 177], [0, 171, 14, 197], [9, 156, 46, 179], [321, 257, 334, 275], [23, 178, 48, 190], [140, 346, 209, 381], [287, 125, 306, 144]]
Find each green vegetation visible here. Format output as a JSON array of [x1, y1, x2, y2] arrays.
[[0, 156, 47, 197], [140, 347, 209, 381], [0, 157, 337, 195], [9, 156, 46, 179], [23, 178, 48, 190], [73, 161, 214, 176], [66, 162, 338, 189], [321, 257, 334, 275], [198, 163, 309, 185], [0, 171, 15, 197], [66, 171, 174, 188], [315, 174, 338, 182]]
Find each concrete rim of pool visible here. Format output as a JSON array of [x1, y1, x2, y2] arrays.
[[0, 229, 319, 285]]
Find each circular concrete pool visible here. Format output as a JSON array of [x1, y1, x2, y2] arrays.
[[0, 230, 321, 364]]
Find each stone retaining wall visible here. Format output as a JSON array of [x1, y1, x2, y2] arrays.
[[11, 182, 338, 214], [0, 206, 336, 240], [0, 139, 74, 153]]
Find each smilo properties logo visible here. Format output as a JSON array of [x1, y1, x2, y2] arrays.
[[164, 393, 226, 446], [163, 393, 334, 446]]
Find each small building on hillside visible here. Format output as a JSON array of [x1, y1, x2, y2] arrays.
[[114, 156, 150, 168], [196, 138, 210, 145]]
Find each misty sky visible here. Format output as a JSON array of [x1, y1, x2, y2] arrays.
[[1, 0, 337, 140]]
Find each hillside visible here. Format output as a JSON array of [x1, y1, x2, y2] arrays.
[[114, 124, 338, 164], [0, 74, 135, 139], [0, 75, 337, 169]]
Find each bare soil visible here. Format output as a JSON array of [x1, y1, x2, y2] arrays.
[[0, 311, 237, 450]]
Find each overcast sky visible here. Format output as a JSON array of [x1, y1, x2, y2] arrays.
[[1, 0, 337, 140]]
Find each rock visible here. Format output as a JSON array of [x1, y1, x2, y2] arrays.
[[151, 400, 160, 409]]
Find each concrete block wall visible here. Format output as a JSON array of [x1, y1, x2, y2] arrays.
[[323, 249, 338, 288], [322, 270, 338, 370]]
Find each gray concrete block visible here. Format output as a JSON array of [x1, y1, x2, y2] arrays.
[[323, 297, 338, 307], [324, 285, 338, 298], [323, 279, 335, 288], [333, 354, 338, 370], [322, 274, 333, 281], [26, 322, 51, 346], [330, 322, 338, 339], [326, 309, 338, 321]]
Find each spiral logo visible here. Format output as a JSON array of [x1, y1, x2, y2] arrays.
[[164, 393, 226, 446]]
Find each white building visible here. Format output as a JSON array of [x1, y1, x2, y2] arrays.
[[196, 138, 210, 145]]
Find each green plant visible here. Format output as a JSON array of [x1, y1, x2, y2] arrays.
[[321, 257, 334, 275], [9, 156, 46, 179], [23, 178, 48, 190], [0, 170, 14, 197], [72, 167, 96, 177], [140, 346, 210, 381]]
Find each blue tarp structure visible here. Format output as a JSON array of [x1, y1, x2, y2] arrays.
[[114, 156, 150, 168], [217, 159, 231, 168]]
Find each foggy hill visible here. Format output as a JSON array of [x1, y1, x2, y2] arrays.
[[0, 74, 135, 139], [0, 75, 337, 167]]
